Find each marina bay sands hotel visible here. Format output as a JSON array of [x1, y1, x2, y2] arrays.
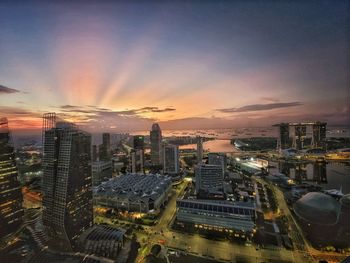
[[273, 122, 327, 151]]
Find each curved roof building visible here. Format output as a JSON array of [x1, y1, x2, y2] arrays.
[[293, 192, 341, 225], [340, 194, 350, 209]]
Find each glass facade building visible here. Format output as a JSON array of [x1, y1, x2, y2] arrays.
[[0, 118, 23, 239], [42, 121, 93, 251]]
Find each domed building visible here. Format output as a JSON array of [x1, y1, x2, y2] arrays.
[[293, 192, 341, 225], [293, 192, 350, 248], [340, 194, 350, 209]]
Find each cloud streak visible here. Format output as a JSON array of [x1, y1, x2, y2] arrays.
[[216, 102, 303, 113], [0, 85, 20, 94], [58, 105, 175, 116]]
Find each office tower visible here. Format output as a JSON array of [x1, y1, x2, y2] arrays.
[[42, 115, 93, 251], [92, 161, 112, 186], [293, 124, 307, 150], [278, 123, 290, 150], [92, 144, 98, 162], [0, 118, 23, 239], [99, 133, 111, 161], [208, 152, 227, 172], [163, 144, 180, 175], [150, 123, 162, 166], [133, 135, 144, 150], [196, 136, 203, 164], [195, 164, 223, 194], [312, 122, 327, 149], [130, 149, 144, 174]]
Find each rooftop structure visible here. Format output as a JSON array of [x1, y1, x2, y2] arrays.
[[78, 225, 125, 260], [273, 121, 327, 150], [176, 198, 256, 232], [94, 173, 171, 213]]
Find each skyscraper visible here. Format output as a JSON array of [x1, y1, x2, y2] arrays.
[[130, 149, 144, 174], [92, 144, 98, 162], [133, 135, 145, 150], [312, 122, 327, 149], [196, 136, 203, 164], [293, 124, 307, 150], [150, 123, 162, 166], [0, 118, 23, 239], [163, 144, 180, 175], [42, 115, 93, 251], [99, 133, 111, 161], [274, 123, 290, 150]]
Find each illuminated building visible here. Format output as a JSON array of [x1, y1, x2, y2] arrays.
[[150, 123, 162, 166], [176, 199, 256, 233], [196, 136, 203, 164], [0, 118, 23, 239], [42, 114, 93, 251], [274, 122, 327, 150], [133, 135, 144, 150], [208, 152, 227, 172], [163, 144, 179, 175]]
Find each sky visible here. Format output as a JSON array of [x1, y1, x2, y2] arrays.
[[0, 0, 349, 133]]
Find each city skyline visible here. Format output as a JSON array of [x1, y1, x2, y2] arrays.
[[0, 1, 349, 133]]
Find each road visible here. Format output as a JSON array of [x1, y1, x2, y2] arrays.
[[134, 180, 305, 263], [272, 183, 349, 263], [98, 176, 349, 263]]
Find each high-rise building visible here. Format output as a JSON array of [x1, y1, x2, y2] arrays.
[[130, 149, 144, 174], [312, 122, 327, 149], [274, 123, 290, 150], [92, 144, 98, 162], [293, 124, 307, 150], [92, 161, 112, 186], [150, 123, 162, 166], [133, 135, 144, 150], [196, 136, 203, 164], [195, 164, 224, 195], [163, 144, 180, 175], [99, 133, 111, 161], [0, 118, 23, 239], [208, 152, 227, 172], [42, 116, 93, 251]]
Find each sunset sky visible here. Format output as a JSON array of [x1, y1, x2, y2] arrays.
[[0, 1, 349, 133]]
